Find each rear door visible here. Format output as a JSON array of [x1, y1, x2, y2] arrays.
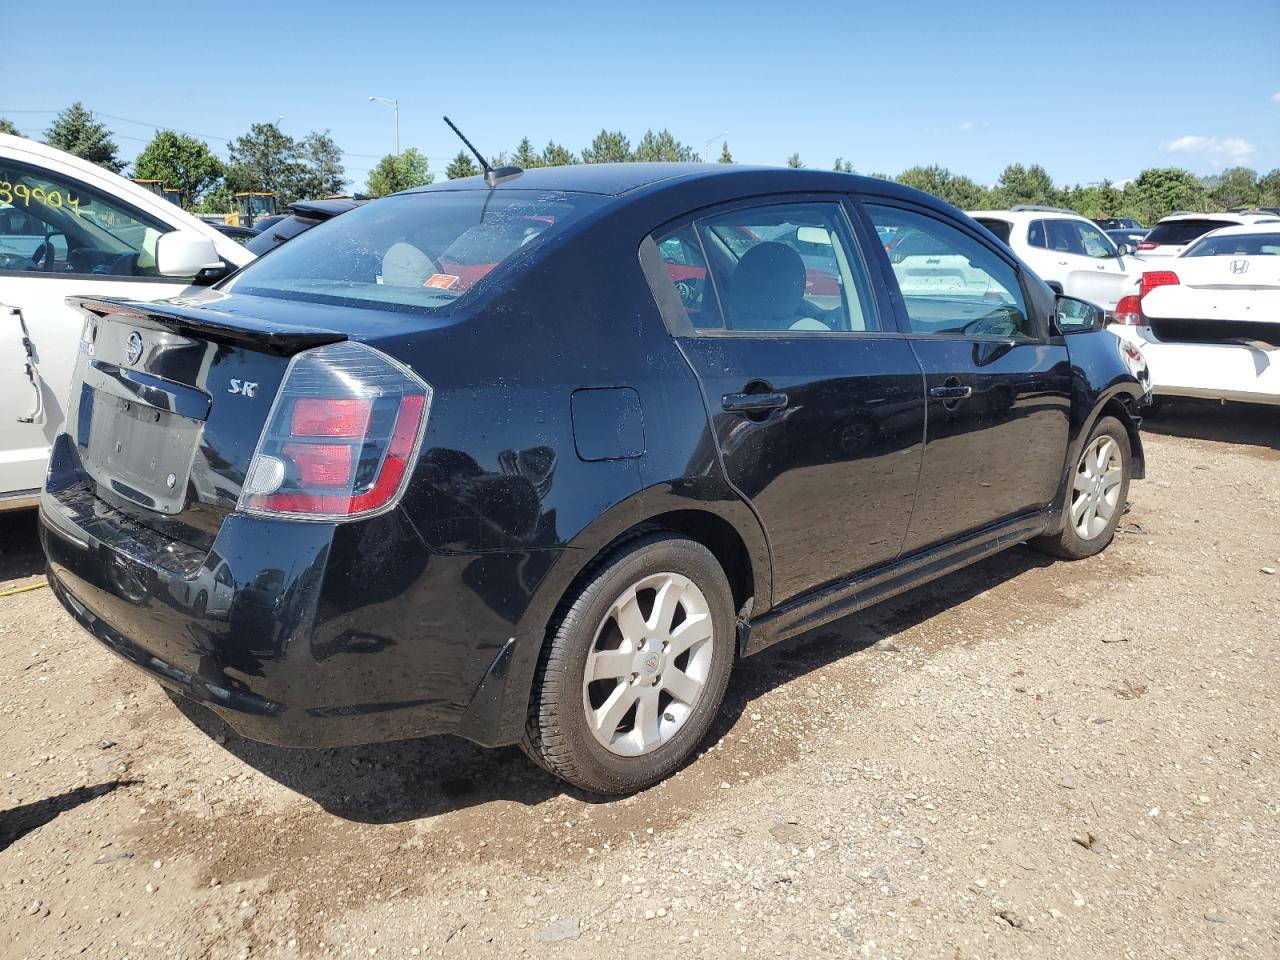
[[642, 197, 926, 604], [858, 201, 1071, 553], [1059, 219, 1134, 311]]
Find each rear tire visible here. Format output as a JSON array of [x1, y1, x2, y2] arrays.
[[522, 533, 734, 795], [1031, 416, 1131, 560]]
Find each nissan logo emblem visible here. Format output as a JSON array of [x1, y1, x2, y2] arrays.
[[125, 331, 143, 366]]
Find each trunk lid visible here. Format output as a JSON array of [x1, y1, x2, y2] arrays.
[[64, 296, 350, 548]]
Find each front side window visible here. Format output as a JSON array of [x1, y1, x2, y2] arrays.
[[1074, 220, 1117, 259], [1044, 219, 1085, 255], [0, 161, 170, 277], [866, 203, 1032, 339], [226, 190, 607, 314]]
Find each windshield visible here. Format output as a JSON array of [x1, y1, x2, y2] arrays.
[[226, 190, 607, 314], [1183, 232, 1280, 257]]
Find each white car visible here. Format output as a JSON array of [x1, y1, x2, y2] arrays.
[[1, 134, 253, 510], [1134, 211, 1280, 258], [1110, 223, 1280, 406], [967, 206, 1145, 313]]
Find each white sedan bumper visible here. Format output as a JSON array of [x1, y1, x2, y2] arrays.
[[1111, 326, 1280, 405]]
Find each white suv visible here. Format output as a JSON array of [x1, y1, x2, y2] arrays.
[[1133, 211, 1280, 258], [967, 206, 1145, 312], [1, 134, 254, 509]]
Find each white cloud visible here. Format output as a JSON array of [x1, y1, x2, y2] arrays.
[[1271, 91, 1280, 103], [958, 120, 988, 132], [1161, 134, 1256, 165]]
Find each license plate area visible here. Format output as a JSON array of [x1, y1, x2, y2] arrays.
[[81, 389, 201, 515]]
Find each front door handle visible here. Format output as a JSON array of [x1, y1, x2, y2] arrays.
[[722, 391, 788, 414], [929, 385, 973, 400]]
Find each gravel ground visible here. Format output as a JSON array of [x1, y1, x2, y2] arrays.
[[1, 398, 1277, 960]]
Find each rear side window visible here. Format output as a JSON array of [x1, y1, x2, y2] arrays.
[[650, 201, 879, 334], [1145, 219, 1237, 246], [226, 190, 607, 313]]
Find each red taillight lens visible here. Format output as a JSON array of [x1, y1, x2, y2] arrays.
[[291, 398, 372, 437], [1140, 271, 1180, 298], [1113, 294, 1143, 326], [238, 342, 432, 521], [1136, 241, 1157, 251]]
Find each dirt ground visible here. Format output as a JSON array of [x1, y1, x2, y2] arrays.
[[1, 398, 1277, 960]]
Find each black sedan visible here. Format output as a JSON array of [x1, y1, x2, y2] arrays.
[[244, 197, 367, 255], [40, 164, 1148, 794]]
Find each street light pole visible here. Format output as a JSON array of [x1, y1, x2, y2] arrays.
[[368, 96, 400, 154]]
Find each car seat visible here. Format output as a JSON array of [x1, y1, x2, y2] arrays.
[[727, 241, 825, 331]]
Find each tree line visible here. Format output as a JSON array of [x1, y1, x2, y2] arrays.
[[4, 105, 1278, 225]]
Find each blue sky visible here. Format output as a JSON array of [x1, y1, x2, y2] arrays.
[[5, 0, 1278, 188]]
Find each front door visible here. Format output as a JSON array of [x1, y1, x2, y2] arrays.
[[861, 201, 1071, 553], [643, 198, 926, 603], [1030, 217, 1132, 311]]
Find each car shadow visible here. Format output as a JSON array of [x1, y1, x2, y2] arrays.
[[0, 508, 44, 584], [1143, 398, 1279, 451], [173, 544, 1053, 823]]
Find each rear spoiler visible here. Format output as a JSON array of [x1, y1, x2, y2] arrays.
[[70, 296, 347, 356]]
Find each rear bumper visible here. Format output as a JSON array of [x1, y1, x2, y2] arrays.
[[40, 486, 523, 748], [1111, 327, 1280, 405]]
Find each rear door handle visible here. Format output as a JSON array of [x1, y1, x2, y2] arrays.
[[929, 385, 973, 400], [722, 391, 788, 414]]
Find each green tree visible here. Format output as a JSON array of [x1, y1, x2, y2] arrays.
[[366, 148, 433, 197], [195, 184, 233, 215], [513, 137, 543, 169], [297, 130, 346, 198], [1205, 166, 1259, 210], [633, 129, 697, 162], [132, 131, 223, 207], [895, 165, 988, 208], [581, 129, 631, 163], [225, 122, 305, 204], [1123, 168, 1205, 224], [0, 118, 19, 136], [786, 153, 804, 168], [993, 163, 1058, 207], [541, 140, 576, 167], [45, 102, 124, 172], [832, 158, 855, 173], [718, 142, 733, 164], [1258, 169, 1280, 207], [445, 150, 480, 180]]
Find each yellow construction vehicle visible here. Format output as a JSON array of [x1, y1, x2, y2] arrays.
[[224, 192, 277, 227]]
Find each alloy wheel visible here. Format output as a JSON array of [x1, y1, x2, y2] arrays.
[[581, 572, 714, 757], [1070, 435, 1123, 540]]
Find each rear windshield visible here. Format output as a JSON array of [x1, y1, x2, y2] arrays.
[[1144, 219, 1237, 246], [1183, 232, 1280, 257], [226, 190, 606, 313], [974, 218, 1012, 245]]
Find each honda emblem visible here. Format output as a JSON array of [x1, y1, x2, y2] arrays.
[[1230, 259, 1249, 274]]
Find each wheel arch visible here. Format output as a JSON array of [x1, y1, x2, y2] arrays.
[[457, 485, 771, 747]]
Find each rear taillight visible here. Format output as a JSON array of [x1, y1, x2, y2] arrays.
[[238, 341, 432, 521], [1113, 294, 1143, 326], [1136, 241, 1157, 251], [1139, 271, 1179, 298]]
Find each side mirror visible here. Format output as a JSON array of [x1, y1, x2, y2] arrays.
[[1116, 242, 1133, 257], [795, 226, 832, 246], [155, 230, 224, 278], [1054, 295, 1104, 335]]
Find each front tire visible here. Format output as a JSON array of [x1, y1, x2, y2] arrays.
[[1031, 415, 1131, 560], [522, 533, 735, 795]]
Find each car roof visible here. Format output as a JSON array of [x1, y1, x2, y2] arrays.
[[1154, 211, 1276, 224], [966, 209, 1090, 224], [408, 162, 913, 201]]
